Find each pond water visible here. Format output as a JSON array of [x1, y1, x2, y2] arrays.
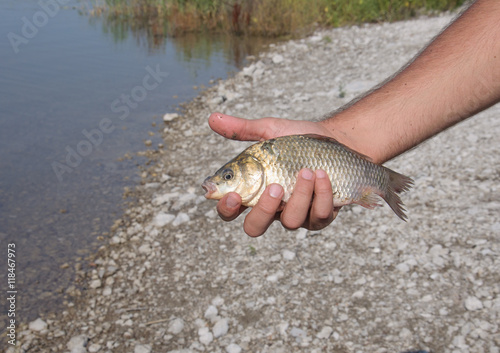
[[0, 0, 271, 322]]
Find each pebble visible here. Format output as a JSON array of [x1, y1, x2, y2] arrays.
[[266, 270, 284, 282], [28, 318, 47, 332], [351, 290, 364, 299], [89, 279, 102, 289], [134, 344, 152, 353], [88, 343, 102, 352], [138, 244, 152, 254], [396, 262, 410, 273], [272, 54, 284, 64], [212, 296, 224, 306], [172, 212, 190, 226], [198, 327, 214, 345], [67, 335, 88, 353], [226, 343, 242, 353], [316, 326, 333, 339], [213, 318, 229, 338], [168, 318, 185, 335], [163, 113, 179, 122], [295, 228, 308, 240], [464, 296, 483, 311], [152, 212, 175, 227], [282, 249, 296, 260], [204, 305, 218, 321]]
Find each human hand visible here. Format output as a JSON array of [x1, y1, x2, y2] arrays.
[[208, 112, 341, 237]]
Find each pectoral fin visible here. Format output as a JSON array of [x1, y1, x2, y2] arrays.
[[354, 192, 382, 209]]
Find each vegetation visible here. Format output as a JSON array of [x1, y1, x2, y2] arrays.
[[90, 0, 465, 37]]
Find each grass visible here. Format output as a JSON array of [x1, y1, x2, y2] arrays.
[[89, 0, 466, 37]]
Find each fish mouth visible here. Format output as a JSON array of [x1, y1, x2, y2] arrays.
[[202, 178, 217, 198]]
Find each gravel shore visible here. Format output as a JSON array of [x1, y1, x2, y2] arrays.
[[12, 11, 499, 353]]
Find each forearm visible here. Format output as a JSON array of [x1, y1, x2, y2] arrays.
[[321, 0, 500, 164]]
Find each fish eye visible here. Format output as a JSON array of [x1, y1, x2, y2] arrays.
[[222, 169, 234, 181]]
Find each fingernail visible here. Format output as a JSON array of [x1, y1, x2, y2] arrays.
[[269, 184, 282, 199], [225, 194, 239, 208], [316, 169, 327, 179], [301, 169, 313, 180]]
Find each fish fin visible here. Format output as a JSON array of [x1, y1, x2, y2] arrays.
[[381, 168, 414, 221], [354, 192, 382, 209], [300, 134, 374, 162]]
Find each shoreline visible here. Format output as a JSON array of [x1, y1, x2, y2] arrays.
[[11, 12, 500, 353]]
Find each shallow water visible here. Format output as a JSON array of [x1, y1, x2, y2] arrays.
[[0, 0, 270, 322]]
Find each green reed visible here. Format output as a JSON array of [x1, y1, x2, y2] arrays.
[[90, 0, 465, 36]]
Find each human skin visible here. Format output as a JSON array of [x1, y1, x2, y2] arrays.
[[209, 0, 500, 237]]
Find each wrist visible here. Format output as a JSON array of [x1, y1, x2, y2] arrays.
[[318, 109, 389, 164]]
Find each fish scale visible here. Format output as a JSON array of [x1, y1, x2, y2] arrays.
[[252, 135, 387, 204], [203, 134, 413, 220]]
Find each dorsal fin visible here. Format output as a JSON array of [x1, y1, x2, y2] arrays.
[[298, 134, 374, 163]]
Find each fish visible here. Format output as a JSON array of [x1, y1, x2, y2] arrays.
[[202, 134, 413, 220]]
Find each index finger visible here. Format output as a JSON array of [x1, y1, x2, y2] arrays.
[[216, 192, 247, 222]]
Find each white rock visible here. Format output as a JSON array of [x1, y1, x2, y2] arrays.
[[152, 192, 179, 206], [309, 34, 322, 42], [396, 262, 410, 273], [253, 68, 265, 78], [316, 326, 333, 339], [168, 318, 184, 335], [89, 279, 102, 289], [212, 296, 224, 306], [464, 296, 483, 311], [172, 212, 190, 226], [242, 64, 256, 77], [337, 313, 348, 322], [351, 290, 364, 299], [226, 343, 242, 353], [163, 113, 179, 122], [198, 327, 213, 345], [429, 244, 447, 256], [270, 254, 281, 262], [290, 327, 307, 338], [29, 318, 47, 332], [102, 287, 112, 296], [67, 335, 88, 353], [138, 244, 152, 254], [266, 270, 284, 282], [421, 294, 433, 302], [491, 222, 500, 232], [144, 182, 160, 189], [88, 343, 102, 353], [134, 344, 152, 353], [204, 305, 218, 321], [399, 328, 412, 339], [282, 250, 295, 260], [213, 318, 229, 338], [110, 235, 123, 244], [272, 54, 284, 64], [152, 213, 175, 228], [296, 228, 308, 240]]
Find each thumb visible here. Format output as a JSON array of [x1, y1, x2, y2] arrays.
[[208, 112, 279, 141]]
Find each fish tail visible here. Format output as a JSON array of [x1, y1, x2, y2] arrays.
[[382, 168, 414, 221]]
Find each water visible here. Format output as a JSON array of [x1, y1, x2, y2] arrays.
[[0, 0, 271, 323]]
